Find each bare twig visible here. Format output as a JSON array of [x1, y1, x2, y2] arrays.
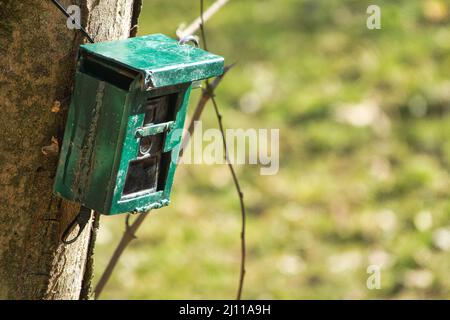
[[199, 0, 209, 51], [198, 0, 246, 300], [210, 94, 246, 300], [94, 213, 148, 299], [176, 0, 230, 39]]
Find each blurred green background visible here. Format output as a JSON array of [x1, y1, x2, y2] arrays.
[[94, 0, 450, 299]]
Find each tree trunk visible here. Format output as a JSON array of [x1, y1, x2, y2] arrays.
[[0, 0, 140, 299]]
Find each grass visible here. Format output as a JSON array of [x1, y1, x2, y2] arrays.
[[94, 0, 450, 299]]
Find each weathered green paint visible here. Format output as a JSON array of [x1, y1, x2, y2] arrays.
[[79, 33, 224, 89], [53, 34, 224, 215], [136, 121, 174, 137]]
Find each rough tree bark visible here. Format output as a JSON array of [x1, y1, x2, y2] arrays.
[[0, 0, 141, 299]]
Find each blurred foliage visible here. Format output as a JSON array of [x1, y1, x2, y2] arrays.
[[94, 0, 450, 299]]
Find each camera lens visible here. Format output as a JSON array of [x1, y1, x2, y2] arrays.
[[139, 137, 152, 155]]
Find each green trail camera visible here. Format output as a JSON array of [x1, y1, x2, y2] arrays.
[[53, 34, 224, 215]]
